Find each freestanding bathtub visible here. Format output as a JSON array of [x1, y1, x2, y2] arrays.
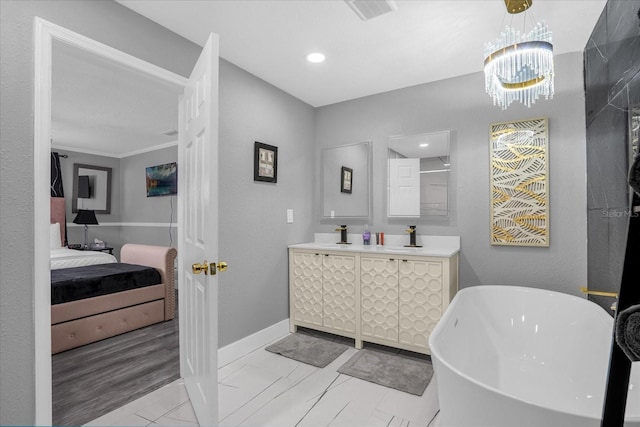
[[429, 285, 640, 427]]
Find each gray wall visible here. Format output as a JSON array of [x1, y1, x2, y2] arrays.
[[0, 1, 316, 424], [218, 59, 315, 346], [54, 148, 122, 251], [120, 145, 178, 223], [315, 52, 589, 295], [584, 0, 640, 310], [54, 146, 180, 259], [119, 146, 179, 255]]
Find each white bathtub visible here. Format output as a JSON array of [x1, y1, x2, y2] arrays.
[[429, 285, 640, 427]]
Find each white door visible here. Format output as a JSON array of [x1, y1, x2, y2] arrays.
[[389, 158, 420, 216], [178, 33, 222, 427]]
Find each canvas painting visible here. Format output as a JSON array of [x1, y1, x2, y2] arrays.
[[146, 162, 178, 197]]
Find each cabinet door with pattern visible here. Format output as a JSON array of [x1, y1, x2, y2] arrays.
[[322, 254, 357, 334], [291, 252, 323, 327], [360, 257, 399, 342], [398, 260, 442, 350]]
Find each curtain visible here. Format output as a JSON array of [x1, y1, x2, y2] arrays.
[[51, 152, 68, 245], [51, 152, 65, 197]]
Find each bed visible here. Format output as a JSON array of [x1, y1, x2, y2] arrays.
[[49, 205, 177, 354]]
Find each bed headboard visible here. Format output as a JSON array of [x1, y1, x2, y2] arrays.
[[50, 198, 66, 246]]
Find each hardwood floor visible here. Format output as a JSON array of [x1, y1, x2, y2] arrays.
[[52, 300, 179, 426]]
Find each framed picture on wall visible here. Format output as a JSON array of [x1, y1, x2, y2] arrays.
[[341, 166, 353, 194], [146, 162, 178, 197], [72, 163, 112, 214], [489, 117, 549, 247], [254, 141, 278, 183]]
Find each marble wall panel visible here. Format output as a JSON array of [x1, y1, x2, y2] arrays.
[[587, 209, 610, 290], [586, 88, 630, 210], [585, 0, 640, 311], [585, 8, 610, 126], [605, 0, 640, 96]]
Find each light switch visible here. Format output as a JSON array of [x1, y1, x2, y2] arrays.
[[330, 210, 335, 218], [287, 209, 294, 223]]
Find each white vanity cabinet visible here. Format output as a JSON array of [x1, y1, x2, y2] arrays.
[[361, 255, 449, 353], [289, 241, 459, 355], [289, 249, 358, 339], [398, 258, 444, 351], [360, 257, 399, 343]]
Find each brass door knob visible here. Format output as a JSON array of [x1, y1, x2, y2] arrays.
[[192, 261, 209, 275], [217, 261, 229, 272], [209, 261, 229, 275]]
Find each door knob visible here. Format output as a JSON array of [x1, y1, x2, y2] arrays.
[[209, 261, 229, 275], [217, 261, 229, 272], [192, 261, 209, 275]]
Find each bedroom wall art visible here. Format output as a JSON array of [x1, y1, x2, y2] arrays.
[[490, 117, 549, 246], [72, 163, 112, 214], [146, 162, 178, 197]]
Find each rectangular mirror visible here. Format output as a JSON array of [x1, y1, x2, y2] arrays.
[[388, 131, 450, 217], [72, 163, 112, 214], [322, 141, 372, 220]]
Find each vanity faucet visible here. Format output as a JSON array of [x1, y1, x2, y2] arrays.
[[335, 225, 348, 244], [405, 225, 418, 247]]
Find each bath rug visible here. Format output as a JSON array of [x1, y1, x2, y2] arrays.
[[616, 304, 640, 362], [337, 347, 433, 396], [265, 332, 349, 368]]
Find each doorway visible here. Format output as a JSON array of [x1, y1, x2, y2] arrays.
[[33, 18, 193, 425], [49, 36, 183, 427]]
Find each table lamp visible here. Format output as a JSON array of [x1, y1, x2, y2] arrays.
[[73, 209, 98, 249]]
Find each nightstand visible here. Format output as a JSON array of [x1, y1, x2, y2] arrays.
[[71, 246, 114, 255]]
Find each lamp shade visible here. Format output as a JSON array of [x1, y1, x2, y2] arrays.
[[73, 209, 98, 225]]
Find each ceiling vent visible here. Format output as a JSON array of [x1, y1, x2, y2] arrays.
[[345, 0, 398, 21]]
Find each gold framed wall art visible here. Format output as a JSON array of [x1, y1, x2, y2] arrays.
[[490, 117, 549, 246]]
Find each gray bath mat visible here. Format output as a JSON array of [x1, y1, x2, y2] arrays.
[[338, 348, 433, 395], [265, 333, 349, 368]]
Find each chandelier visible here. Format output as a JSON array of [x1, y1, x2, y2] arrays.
[[484, 0, 554, 109]]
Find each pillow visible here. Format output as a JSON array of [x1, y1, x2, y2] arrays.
[[50, 223, 62, 249]]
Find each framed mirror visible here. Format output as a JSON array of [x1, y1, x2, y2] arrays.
[[72, 163, 112, 214], [322, 141, 372, 220], [388, 131, 450, 218]]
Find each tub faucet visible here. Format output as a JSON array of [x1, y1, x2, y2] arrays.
[[335, 225, 349, 244], [405, 225, 421, 247]]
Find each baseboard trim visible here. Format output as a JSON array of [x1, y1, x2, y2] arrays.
[[218, 319, 289, 368]]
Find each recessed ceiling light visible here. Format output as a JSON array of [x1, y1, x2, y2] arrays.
[[306, 52, 326, 63], [420, 143, 429, 147]]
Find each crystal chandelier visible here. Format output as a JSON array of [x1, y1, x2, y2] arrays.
[[484, 0, 554, 109]]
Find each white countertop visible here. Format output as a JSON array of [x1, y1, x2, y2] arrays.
[[289, 234, 460, 258]]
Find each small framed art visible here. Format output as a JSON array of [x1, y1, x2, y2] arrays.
[[254, 142, 278, 183], [341, 166, 353, 194], [146, 162, 178, 197]]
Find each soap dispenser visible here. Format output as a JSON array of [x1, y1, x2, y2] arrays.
[[363, 225, 371, 245]]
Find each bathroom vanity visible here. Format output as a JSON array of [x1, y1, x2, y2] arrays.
[[288, 236, 459, 355]]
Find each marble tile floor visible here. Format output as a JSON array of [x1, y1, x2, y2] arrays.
[[85, 336, 442, 427]]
